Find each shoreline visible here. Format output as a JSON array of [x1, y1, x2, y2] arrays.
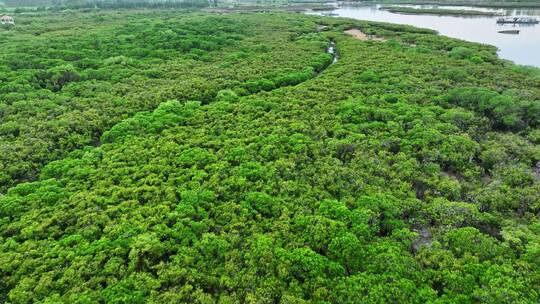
[[379, 6, 503, 16]]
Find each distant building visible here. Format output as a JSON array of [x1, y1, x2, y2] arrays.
[[1, 15, 14, 25]]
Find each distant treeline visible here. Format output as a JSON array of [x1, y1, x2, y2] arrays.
[[3, 0, 49, 7], [380, 6, 502, 16], [2, 0, 210, 8], [373, 0, 540, 8]]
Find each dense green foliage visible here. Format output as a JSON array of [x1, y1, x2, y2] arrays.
[[0, 11, 331, 192], [1, 10, 540, 303]]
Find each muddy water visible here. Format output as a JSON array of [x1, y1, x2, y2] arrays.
[[327, 41, 338, 64]]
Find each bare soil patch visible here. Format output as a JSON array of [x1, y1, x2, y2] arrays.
[[344, 28, 386, 42]]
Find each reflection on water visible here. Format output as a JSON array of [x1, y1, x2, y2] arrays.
[[309, 4, 540, 67]]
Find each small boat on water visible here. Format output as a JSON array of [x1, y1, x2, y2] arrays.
[[496, 17, 539, 24], [498, 29, 520, 34], [321, 12, 339, 17]]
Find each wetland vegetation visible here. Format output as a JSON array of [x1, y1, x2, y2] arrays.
[[0, 5, 539, 304]]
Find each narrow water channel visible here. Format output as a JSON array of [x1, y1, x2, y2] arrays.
[[327, 41, 339, 65]]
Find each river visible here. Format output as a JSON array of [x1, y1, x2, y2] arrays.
[[308, 4, 540, 67]]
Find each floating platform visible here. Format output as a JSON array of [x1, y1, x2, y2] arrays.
[[498, 29, 520, 34], [496, 17, 539, 24]]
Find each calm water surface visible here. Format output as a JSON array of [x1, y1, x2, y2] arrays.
[[309, 4, 540, 67]]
